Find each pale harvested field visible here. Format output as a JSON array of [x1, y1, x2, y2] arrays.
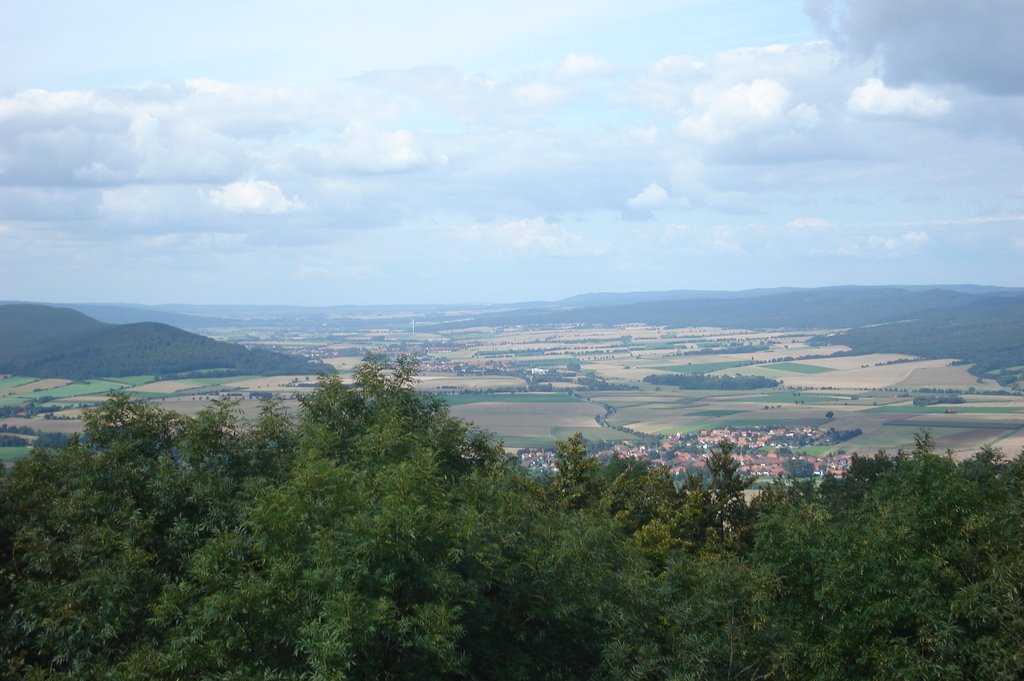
[[742, 344, 851, 363], [323, 357, 362, 371], [225, 376, 307, 390], [773, 359, 956, 390], [796, 353, 919, 370], [153, 396, 301, 419], [932, 428, 1015, 457], [992, 431, 1024, 456], [6, 379, 71, 395], [582, 362, 653, 382], [1, 417, 83, 434], [136, 380, 204, 393], [894, 364, 989, 389]]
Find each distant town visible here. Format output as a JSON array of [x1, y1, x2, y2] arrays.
[[519, 425, 863, 480]]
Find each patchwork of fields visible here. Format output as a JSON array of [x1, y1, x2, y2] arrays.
[[3, 323, 1022, 464]]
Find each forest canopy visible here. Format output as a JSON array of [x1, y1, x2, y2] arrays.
[[2, 357, 1022, 679]]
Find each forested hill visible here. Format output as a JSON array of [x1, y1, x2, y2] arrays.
[[0, 304, 330, 380], [813, 298, 1024, 386]]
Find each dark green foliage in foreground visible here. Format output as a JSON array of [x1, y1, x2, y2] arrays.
[[2, 359, 1023, 679], [0, 304, 330, 380], [644, 372, 781, 390]]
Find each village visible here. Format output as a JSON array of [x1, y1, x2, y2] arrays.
[[518, 425, 860, 480]]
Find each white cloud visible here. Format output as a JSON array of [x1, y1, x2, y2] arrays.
[[555, 53, 614, 80], [627, 183, 671, 210], [682, 79, 791, 142], [207, 180, 305, 214], [847, 78, 951, 118]]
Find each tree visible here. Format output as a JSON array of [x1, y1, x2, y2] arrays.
[[551, 432, 603, 510]]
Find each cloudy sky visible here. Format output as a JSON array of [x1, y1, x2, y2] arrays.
[[2, 0, 1023, 305]]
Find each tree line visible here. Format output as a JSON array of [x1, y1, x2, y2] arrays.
[[2, 357, 1022, 679]]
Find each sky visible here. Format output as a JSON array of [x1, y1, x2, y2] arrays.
[[2, 0, 1023, 305]]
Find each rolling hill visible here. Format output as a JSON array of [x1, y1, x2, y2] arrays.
[[0, 304, 331, 380]]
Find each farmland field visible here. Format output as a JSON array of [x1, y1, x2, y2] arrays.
[[3, 320, 1022, 463]]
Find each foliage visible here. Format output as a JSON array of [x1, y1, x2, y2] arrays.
[[2, 358, 1022, 679], [644, 373, 781, 390]]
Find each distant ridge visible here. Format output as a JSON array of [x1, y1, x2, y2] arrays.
[[0, 304, 331, 380], [553, 285, 1021, 309], [9, 285, 1024, 333], [431, 287, 1022, 330]]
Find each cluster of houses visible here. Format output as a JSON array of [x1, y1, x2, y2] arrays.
[[653, 426, 857, 478], [518, 425, 858, 480]]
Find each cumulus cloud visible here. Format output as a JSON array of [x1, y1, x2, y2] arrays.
[[681, 79, 791, 142], [847, 78, 951, 118], [555, 53, 614, 80], [805, 0, 1024, 95], [627, 183, 671, 210], [207, 180, 305, 214]]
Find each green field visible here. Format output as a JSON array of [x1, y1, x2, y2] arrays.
[[104, 375, 158, 386], [1, 380, 129, 404], [442, 392, 579, 406], [652, 361, 749, 374], [865, 406, 1023, 414], [1, 446, 32, 462], [765, 362, 835, 374], [35, 380, 129, 399], [0, 376, 36, 390], [721, 391, 848, 404], [886, 419, 1023, 430], [845, 425, 962, 450], [794, 445, 837, 456]]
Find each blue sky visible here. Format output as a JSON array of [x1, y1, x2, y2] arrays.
[[2, 0, 1022, 305]]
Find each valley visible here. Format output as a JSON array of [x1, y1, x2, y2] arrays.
[[4, 301, 1023, 471]]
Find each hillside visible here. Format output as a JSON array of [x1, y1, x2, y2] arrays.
[[813, 299, 1024, 387], [0, 304, 330, 380]]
